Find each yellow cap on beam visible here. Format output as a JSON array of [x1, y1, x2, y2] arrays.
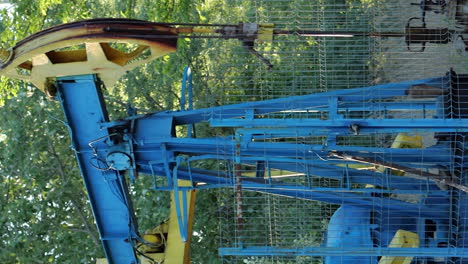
[[0, 48, 11, 64]]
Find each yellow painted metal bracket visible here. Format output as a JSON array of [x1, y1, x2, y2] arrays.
[[258, 23, 274, 43], [377, 133, 422, 176], [391, 133, 423, 149], [379, 229, 420, 264], [97, 180, 196, 264], [0, 48, 11, 63]]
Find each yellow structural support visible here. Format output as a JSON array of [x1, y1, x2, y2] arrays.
[[96, 180, 196, 264], [378, 133, 423, 176], [258, 23, 274, 43], [379, 230, 420, 264], [145, 180, 196, 264], [391, 133, 423, 149]]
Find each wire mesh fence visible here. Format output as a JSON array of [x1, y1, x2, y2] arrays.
[[177, 0, 468, 263]]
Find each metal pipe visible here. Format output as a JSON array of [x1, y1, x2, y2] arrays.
[[273, 29, 406, 38]]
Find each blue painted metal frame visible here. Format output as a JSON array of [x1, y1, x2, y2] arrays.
[[210, 118, 468, 132], [146, 76, 446, 125], [53, 72, 467, 263], [135, 164, 448, 218], [56, 75, 138, 264]]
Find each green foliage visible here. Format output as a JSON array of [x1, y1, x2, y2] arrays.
[[0, 0, 374, 263], [0, 90, 102, 263], [0, 0, 220, 263]]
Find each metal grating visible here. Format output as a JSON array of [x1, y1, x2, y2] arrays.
[[173, 0, 468, 263]]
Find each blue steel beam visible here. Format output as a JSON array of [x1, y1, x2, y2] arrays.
[[240, 159, 442, 191], [286, 101, 438, 112], [242, 185, 448, 218], [143, 76, 446, 125], [138, 160, 439, 192], [209, 118, 468, 133], [131, 138, 452, 166], [218, 246, 468, 257], [56, 75, 138, 264], [337, 101, 438, 111], [136, 164, 448, 218], [137, 155, 442, 191]]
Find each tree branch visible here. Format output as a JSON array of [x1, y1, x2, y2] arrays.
[[47, 139, 101, 246], [0, 176, 11, 233], [142, 92, 164, 110], [68, 198, 101, 246], [66, 227, 92, 233]]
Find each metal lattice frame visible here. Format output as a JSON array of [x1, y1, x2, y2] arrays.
[[179, 1, 468, 263]]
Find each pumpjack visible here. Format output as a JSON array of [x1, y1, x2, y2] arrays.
[[1, 18, 468, 264]]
